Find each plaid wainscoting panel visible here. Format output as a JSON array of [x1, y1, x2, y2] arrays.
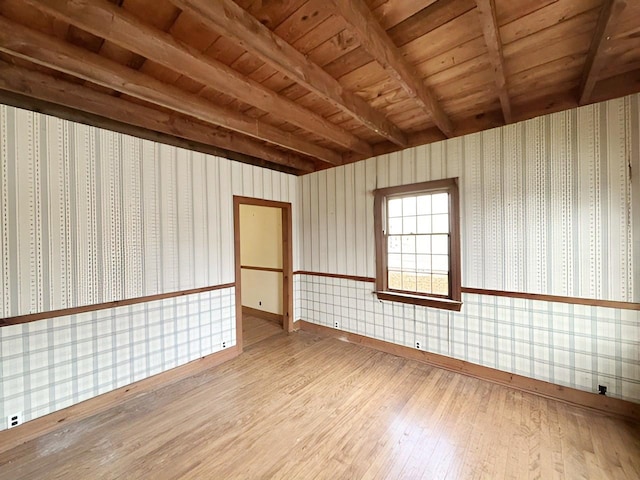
[[0, 287, 235, 429], [296, 94, 640, 405], [0, 102, 299, 430], [296, 274, 640, 403]]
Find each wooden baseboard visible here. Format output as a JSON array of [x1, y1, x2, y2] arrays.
[[242, 306, 283, 326], [0, 345, 240, 454], [297, 321, 640, 423]]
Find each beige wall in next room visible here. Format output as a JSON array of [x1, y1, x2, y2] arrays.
[[240, 204, 283, 315]]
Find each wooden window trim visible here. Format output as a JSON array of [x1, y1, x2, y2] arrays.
[[374, 178, 462, 311]]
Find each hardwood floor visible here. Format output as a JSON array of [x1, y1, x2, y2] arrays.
[[243, 314, 284, 348], [1, 330, 639, 479]]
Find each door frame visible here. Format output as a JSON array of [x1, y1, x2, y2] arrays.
[[233, 196, 294, 352]]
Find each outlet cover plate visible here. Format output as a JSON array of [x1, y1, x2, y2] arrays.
[[7, 412, 22, 429]]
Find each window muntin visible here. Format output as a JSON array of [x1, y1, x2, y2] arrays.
[[385, 191, 450, 297], [374, 178, 461, 311]]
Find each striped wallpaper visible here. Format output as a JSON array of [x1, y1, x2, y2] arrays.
[[296, 94, 640, 403], [0, 104, 298, 430], [1, 93, 639, 430], [0, 104, 299, 318], [299, 94, 638, 302]]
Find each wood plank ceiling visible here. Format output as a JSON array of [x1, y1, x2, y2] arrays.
[[0, 0, 638, 175]]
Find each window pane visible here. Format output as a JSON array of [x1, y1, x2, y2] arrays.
[[432, 192, 448, 214], [402, 196, 416, 216], [432, 254, 449, 272], [388, 198, 402, 217], [432, 274, 449, 296], [416, 254, 431, 272], [417, 195, 431, 214], [378, 181, 459, 303], [388, 271, 402, 290], [417, 215, 431, 234], [432, 234, 448, 254], [403, 216, 416, 234], [416, 274, 432, 293], [432, 214, 448, 233], [402, 272, 417, 291], [401, 235, 415, 254], [388, 217, 402, 234], [388, 253, 401, 268], [416, 235, 431, 254], [402, 254, 416, 270], [388, 235, 401, 253]]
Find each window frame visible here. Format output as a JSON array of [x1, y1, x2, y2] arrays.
[[373, 178, 462, 311]]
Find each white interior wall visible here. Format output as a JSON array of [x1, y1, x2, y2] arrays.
[[1, 91, 639, 432], [296, 94, 640, 402], [299, 96, 637, 301], [0, 106, 299, 318], [0, 104, 298, 430]]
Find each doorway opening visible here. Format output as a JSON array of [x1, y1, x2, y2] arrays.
[[233, 196, 293, 351]]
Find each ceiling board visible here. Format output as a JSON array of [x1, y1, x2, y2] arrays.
[[1, 0, 636, 174]]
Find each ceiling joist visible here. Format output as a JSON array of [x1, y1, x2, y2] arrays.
[[0, 60, 314, 173], [25, 0, 370, 159], [330, 0, 455, 137], [474, 0, 512, 124], [169, 0, 409, 147], [0, 16, 341, 166], [0, 0, 639, 176], [579, 0, 627, 105]]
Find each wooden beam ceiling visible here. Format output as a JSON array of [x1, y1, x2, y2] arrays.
[[1, 0, 639, 176], [0, 16, 341, 167], [26, 0, 371, 158], [168, 0, 409, 147], [579, 0, 627, 105], [330, 0, 455, 137], [341, 90, 587, 166], [474, 0, 511, 124], [0, 60, 314, 173]]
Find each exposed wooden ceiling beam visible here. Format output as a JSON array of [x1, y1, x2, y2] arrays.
[[0, 60, 314, 173], [26, 0, 371, 157], [590, 67, 640, 104], [169, 0, 408, 147], [330, 0, 454, 138], [474, 0, 511, 124], [579, 0, 627, 105], [342, 90, 586, 165], [0, 90, 304, 176], [0, 16, 341, 165]]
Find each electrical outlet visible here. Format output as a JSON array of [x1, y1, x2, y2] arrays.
[[334, 321, 340, 329], [221, 341, 227, 349], [415, 341, 421, 350], [259, 301, 262, 306], [7, 412, 22, 429], [598, 385, 607, 395]]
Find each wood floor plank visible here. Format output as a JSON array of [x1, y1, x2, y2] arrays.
[[0, 329, 639, 479], [242, 314, 284, 347]]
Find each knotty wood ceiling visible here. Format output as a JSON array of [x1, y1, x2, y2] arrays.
[[0, 0, 638, 175]]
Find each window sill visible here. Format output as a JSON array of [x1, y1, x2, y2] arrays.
[[375, 291, 463, 311]]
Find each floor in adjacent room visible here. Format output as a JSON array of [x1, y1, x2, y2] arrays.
[[1, 326, 638, 479], [243, 313, 283, 348]]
